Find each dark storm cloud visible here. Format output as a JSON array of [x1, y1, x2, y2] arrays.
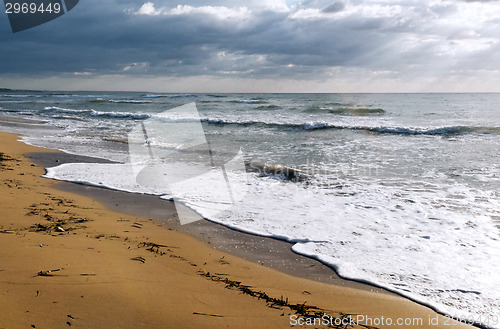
[[1, 0, 500, 81], [0, 1, 371, 77]]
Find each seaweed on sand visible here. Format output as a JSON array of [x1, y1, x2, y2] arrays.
[[0, 152, 15, 170], [198, 270, 372, 329]]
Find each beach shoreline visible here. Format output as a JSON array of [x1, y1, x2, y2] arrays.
[[0, 130, 478, 329], [26, 150, 390, 291]]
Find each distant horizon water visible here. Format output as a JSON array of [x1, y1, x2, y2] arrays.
[[5, 87, 500, 94]]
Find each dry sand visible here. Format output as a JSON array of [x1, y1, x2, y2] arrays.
[[0, 131, 476, 329]]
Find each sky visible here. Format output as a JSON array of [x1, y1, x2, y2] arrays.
[[1, 0, 500, 92]]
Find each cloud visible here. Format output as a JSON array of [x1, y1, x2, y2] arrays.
[[1, 0, 500, 91], [137, 2, 158, 15], [135, 3, 251, 20]]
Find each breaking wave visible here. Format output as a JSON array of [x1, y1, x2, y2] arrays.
[[204, 117, 500, 136], [142, 94, 197, 98], [42, 106, 150, 120], [304, 105, 386, 116], [108, 100, 152, 104]]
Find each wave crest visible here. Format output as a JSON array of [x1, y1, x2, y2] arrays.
[[203, 117, 500, 136], [42, 106, 150, 120], [304, 105, 386, 116]]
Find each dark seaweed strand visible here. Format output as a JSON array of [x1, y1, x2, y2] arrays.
[[199, 270, 374, 329]]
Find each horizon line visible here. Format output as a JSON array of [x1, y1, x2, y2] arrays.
[[3, 88, 500, 94]]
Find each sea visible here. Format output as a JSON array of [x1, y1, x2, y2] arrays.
[[1, 90, 499, 328]]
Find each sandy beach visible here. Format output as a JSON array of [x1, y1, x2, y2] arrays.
[[0, 130, 476, 329]]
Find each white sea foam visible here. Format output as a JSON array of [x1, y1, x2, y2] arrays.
[[2, 94, 43, 98], [143, 94, 196, 98], [43, 161, 500, 328], [108, 99, 153, 104], [89, 110, 150, 120], [44, 163, 167, 195], [42, 107, 150, 120], [43, 106, 92, 115]]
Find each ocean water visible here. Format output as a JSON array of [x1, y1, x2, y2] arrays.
[[1, 91, 499, 327]]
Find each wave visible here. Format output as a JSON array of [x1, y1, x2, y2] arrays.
[[42, 106, 150, 120], [333, 125, 500, 135], [330, 107, 385, 115], [257, 105, 281, 110], [0, 107, 34, 113], [45, 94, 108, 98], [108, 99, 153, 104], [231, 99, 268, 104], [142, 94, 197, 98], [304, 105, 385, 116], [206, 94, 227, 98], [90, 98, 153, 104], [89, 98, 108, 103], [39, 108, 498, 136], [49, 94, 77, 98], [303, 105, 326, 113], [89, 110, 150, 120], [1, 94, 44, 98], [0, 100, 36, 104], [203, 118, 500, 136], [43, 106, 92, 115], [301, 122, 500, 135], [51, 115, 88, 122]]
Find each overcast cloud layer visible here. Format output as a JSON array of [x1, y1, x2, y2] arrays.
[[1, 0, 500, 92]]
